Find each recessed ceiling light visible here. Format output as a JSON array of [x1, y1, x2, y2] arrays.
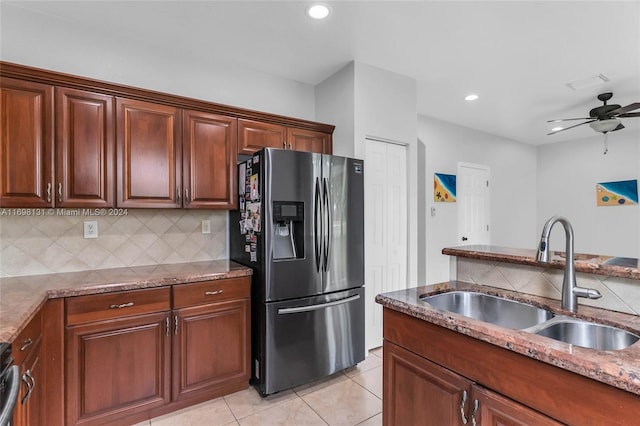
[[307, 3, 331, 19], [464, 94, 479, 101], [551, 126, 563, 132]]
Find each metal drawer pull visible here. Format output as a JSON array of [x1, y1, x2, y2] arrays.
[[19, 338, 33, 352], [46, 182, 52, 203], [58, 182, 63, 203], [471, 399, 479, 426], [174, 315, 179, 335], [21, 370, 34, 404], [177, 187, 181, 205], [109, 302, 134, 309], [460, 390, 469, 424], [165, 317, 170, 336], [205, 290, 224, 296], [185, 188, 190, 204]]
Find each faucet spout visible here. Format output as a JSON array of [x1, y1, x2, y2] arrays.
[[536, 216, 602, 312]]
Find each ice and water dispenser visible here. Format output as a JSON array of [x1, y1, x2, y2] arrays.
[[272, 201, 304, 260]]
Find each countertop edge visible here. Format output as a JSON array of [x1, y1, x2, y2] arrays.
[[442, 245, 640, 281], [0, 261, 253, 343], [376, 281, 640, 396]]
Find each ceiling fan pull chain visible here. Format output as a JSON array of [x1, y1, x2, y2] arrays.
[[603, 132, 608, 155]]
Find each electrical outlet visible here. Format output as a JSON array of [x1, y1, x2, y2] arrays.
[[201, 220, 211, 234], [84, 221, 98, 239]]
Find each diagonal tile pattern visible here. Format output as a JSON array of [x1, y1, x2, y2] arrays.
[[0, 210, 228, 277], [133, 349, 384, 426]]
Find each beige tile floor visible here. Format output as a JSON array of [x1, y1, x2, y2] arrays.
[[133, 347, 383, 426]]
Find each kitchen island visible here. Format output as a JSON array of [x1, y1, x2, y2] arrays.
[[376, 245, 640, 425]]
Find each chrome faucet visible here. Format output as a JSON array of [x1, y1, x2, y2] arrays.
[[536, 216, 601, 312]]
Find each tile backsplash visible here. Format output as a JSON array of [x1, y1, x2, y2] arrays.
[[455, 258, 640, 315], [0, 209, 228, 277]]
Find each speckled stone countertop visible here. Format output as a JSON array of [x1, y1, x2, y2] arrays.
[[0, 260, 252, 343], [376, 281, 640, 396], [443, 244, 640, 280]]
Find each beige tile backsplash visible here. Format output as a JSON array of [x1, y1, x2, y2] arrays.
[[456, 258, 640, 315], [0, 209, 228, 277]]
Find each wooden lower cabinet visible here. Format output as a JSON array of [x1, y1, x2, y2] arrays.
[[64, 279, 250, 425], [13, 310, 44, 426], [383, 341, 560, 426], [66, 311, 171, 426]]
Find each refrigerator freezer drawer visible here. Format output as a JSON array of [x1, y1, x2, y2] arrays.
[[257, 287, 365, 395]]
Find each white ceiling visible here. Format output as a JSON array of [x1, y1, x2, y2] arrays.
[[6, 0, 640, 145]]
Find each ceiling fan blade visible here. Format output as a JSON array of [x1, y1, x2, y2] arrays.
[[608, 102, 640, 116], [618, 112, 640, 118], [612, 123, 625, 132], [547, 117, 592, 123], [547, 119, 596, 135]]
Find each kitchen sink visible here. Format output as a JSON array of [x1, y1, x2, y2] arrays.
[[532, 318, 640, 351], [420, 291, 554, 329]]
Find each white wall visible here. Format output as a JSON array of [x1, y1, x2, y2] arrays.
[[537, 130, 640, 257], [0, 3, 316, 120], [418, 116, 538, 285]]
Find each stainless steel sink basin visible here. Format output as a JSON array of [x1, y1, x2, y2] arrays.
[[420, 291, 554, 329], [532, 318, 640, 351]]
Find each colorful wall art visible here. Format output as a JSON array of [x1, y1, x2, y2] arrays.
[[434, 173, 456, 202], [596, 179, 638, 206]]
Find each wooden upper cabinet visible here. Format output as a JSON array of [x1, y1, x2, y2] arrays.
[[182, 110, 237, 209], [287, 127, 332, 154], [56, 87, 115, 207], [0, 77, 54, 207], [116, 97, 181, 208], [238, 119, 286, 155]]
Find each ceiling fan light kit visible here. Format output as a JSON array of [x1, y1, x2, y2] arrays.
[[547, 92, 640, 153]]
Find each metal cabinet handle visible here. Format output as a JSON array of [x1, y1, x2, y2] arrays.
[[460, 390, 469, 424], [21, 369, 34, 405], [46, 182, 52, 203], [288, 142, 292, 149], [471, 399, 479, 426], [176, 187, 182, 205], [282, 141, 286, 149], [109, 302, 134, 309], [58, 182, 63, 203], [19, 338, 33, 352], [185, 188, 190, 205], [165, 316, 170, 336], [204, 290, 223, 296], [174, 315, 179, 335]]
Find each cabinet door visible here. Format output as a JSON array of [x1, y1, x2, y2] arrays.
[[238, 119, 286, 155], [172, 299, 250, 402], [116, 97, 181, 208], [0, 77, 54, 207], [287, 128, 332, 154], [15, 339, 43, 426], [56, 87, 115, 207], [65, 312, 171, 425], [472, 385, 562, 426], [182, 110, 237, 209], [383, 341, 472, 426]]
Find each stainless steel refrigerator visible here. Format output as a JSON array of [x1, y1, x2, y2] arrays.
[[230, 148, 365, 396]]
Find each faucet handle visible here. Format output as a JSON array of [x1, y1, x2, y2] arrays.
[[574, 287, 602, 300]]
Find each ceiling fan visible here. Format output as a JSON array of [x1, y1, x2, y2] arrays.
[[547, 92, 640, 136]]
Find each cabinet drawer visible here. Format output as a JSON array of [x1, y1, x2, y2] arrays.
[[66, 287, 170, 326], [13, 309, 43, 365], [173, 278, 251, 309]]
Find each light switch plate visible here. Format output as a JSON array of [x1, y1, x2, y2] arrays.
[[201, 220, 211, 234], [84, 221, 98, 239]]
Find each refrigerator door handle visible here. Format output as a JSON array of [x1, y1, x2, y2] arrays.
[[314, 177, 323, 272], [323, 177, 332, 272], [277, 294, 361, 315]]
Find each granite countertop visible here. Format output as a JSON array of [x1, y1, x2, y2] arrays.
[[376, 281, 640, 396], [0, 260, 252, 343], [443, 244, 640, 280]]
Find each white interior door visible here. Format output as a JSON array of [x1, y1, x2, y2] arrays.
[[457, 162, 490, 245], [364, 138, 408, 350]]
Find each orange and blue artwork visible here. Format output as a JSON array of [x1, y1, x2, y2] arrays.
[[434, 173, 456, 202], [596, 179, 638, 206]]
